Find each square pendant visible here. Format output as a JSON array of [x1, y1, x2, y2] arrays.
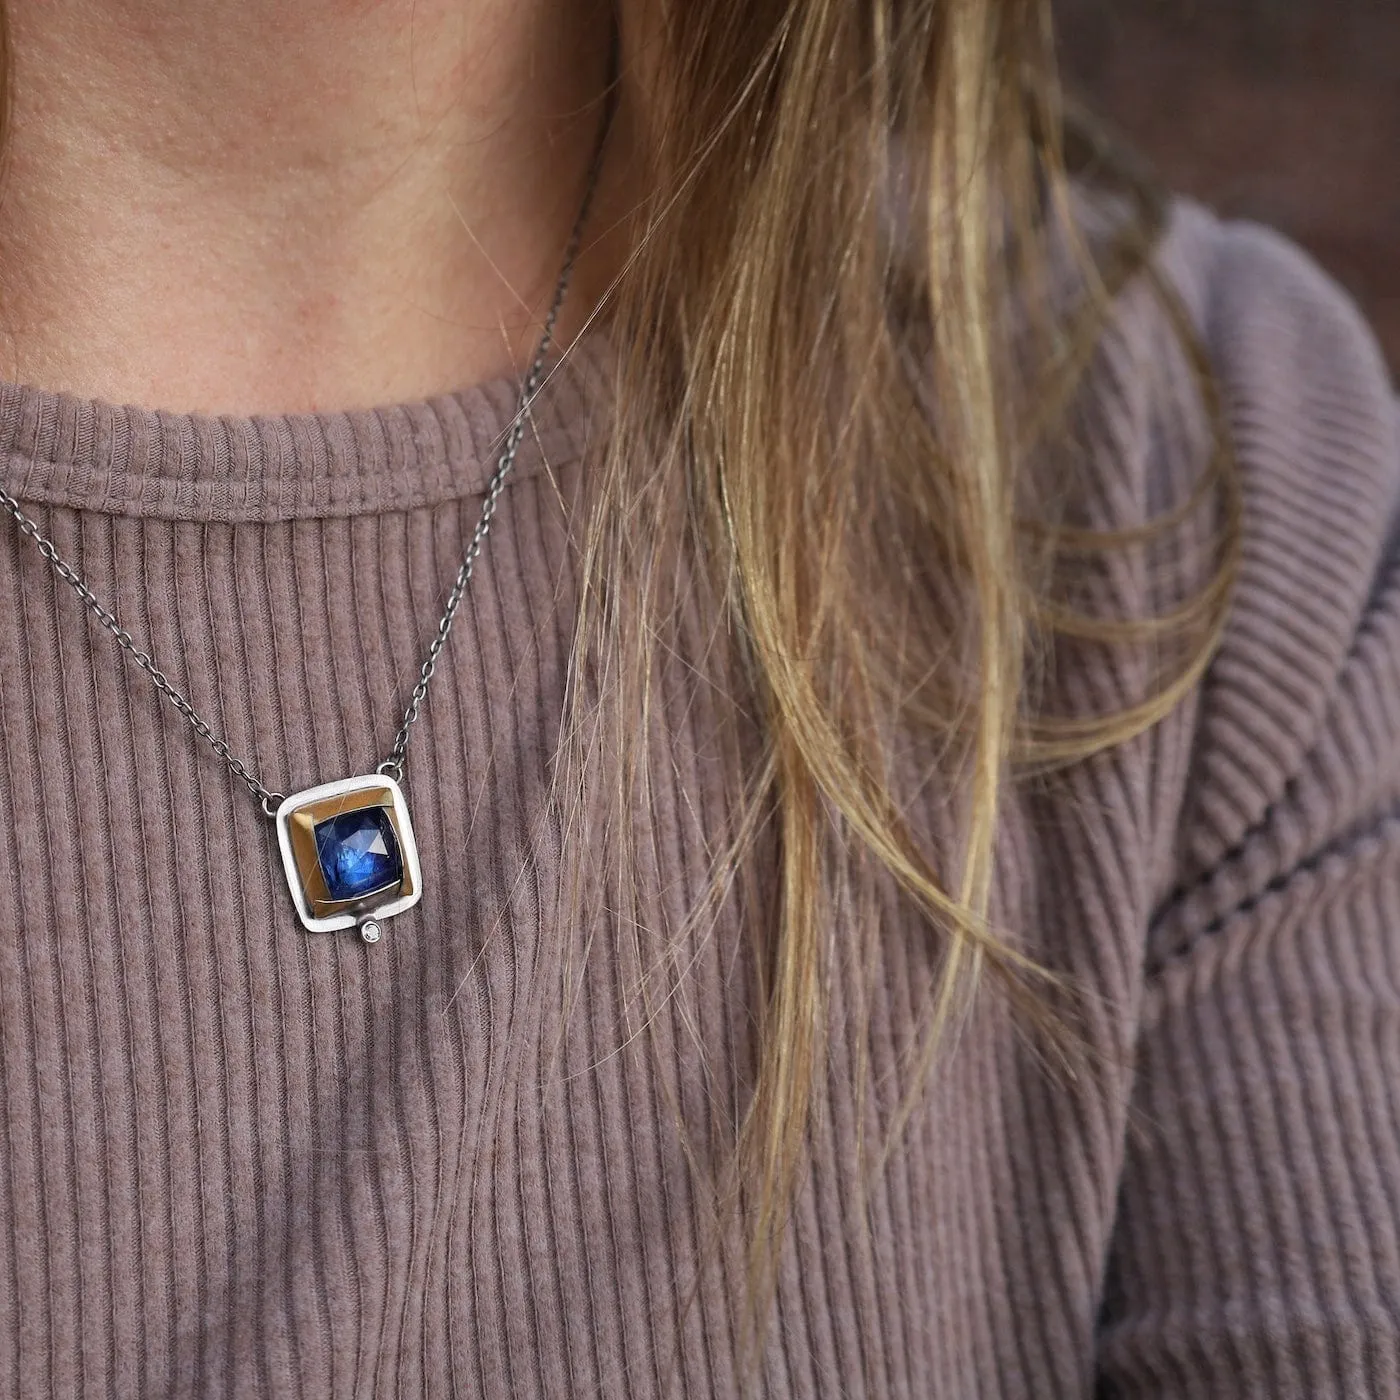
[[275, 775, 422, 936]]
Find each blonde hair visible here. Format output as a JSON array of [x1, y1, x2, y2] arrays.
[[566, 0, 1239, 1327]]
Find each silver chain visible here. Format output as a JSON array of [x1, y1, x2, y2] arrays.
[[0, 110, 608, 820]]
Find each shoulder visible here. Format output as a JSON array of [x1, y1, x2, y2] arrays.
[[1130, 200, 1400, 956]]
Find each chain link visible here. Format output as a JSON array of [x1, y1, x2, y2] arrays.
[[379, 172, 595, 780], [0, 484, 287, 810], [0, 99, 610, 818]]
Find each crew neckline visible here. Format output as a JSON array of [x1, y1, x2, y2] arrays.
[[0, 334, 610, 524]]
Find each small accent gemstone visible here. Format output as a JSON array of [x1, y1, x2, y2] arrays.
[[314, 807, 404, 903]]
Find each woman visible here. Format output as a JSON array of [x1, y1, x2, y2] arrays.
[[0, 0, 1394, 1395]]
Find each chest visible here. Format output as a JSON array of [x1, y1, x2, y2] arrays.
[[0, 502, 1141, 1397]]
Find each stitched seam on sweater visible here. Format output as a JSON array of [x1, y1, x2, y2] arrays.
[[1151, 554, 1400, 935], [1145, 802, 1400, 978]]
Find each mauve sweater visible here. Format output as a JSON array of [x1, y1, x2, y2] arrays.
[[0, 200, 1397, 1399]]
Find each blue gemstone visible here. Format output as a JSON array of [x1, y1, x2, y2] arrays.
[[314, 806, 404, 903]]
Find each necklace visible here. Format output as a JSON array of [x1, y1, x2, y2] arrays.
[[0, 117, 609, 947]]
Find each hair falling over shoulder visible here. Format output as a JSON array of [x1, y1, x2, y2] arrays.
[[564, 0, 1240, 1337]]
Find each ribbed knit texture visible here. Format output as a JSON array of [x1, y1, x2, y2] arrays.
[[0, 202, 1397, 1397]]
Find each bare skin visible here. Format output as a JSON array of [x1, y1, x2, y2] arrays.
[[0, 0, 623, 414]]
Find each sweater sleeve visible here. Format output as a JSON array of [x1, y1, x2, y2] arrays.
[[1093, 218, 1400, 1397]]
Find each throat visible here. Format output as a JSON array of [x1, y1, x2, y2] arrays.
[[0, 0, 617, 414]]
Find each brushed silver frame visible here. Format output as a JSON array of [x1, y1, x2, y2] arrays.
[[275, 774, 423, 934]]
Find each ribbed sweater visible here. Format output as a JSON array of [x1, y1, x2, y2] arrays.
[[0, 200, 1397, 1398]]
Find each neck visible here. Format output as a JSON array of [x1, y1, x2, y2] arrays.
[[0, 0, 620, 414]]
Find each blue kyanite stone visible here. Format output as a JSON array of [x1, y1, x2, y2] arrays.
[[314, 806, 404, 903]]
